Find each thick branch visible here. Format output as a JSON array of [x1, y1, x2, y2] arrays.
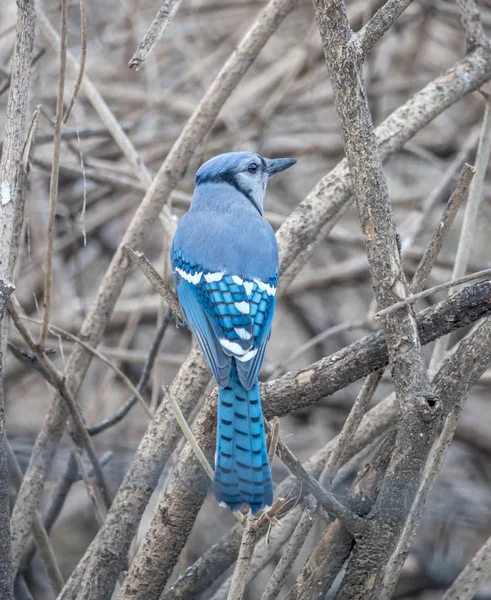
[[0, 1, 36, 597], [20, 1, 299, 593], [135, 281, 490, 600], [265, 281, 491, 418], [277, 44, 491, 286], [285, 432, 396, 600]]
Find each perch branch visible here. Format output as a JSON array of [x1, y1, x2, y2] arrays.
[[123, 281, 491, 600], [227, 517, 257, 600]]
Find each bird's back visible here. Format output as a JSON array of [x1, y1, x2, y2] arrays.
[[171, 183, 278, 281]]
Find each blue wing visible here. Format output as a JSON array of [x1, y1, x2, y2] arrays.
[[175, 280, 231, 386], [171, 248, 276, 390]]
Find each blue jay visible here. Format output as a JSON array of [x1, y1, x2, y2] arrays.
[[170, 152, 295, 513]]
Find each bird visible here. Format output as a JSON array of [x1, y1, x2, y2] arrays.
[[170, 151, 296, 513]]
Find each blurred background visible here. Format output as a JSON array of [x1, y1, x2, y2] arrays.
[[2, 0, 491, 597]]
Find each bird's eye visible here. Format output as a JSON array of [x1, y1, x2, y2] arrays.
[[247, 163, 258, 174]]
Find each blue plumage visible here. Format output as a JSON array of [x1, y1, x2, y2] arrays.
[[215, 363, 272, 513], [171, 151, 295, 513]]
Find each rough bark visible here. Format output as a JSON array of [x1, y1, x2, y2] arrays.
[[0, 0, 36, 597], [127, 280, 490, 600]]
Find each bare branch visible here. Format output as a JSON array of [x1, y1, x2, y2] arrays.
[[8, 299, 112, 576], [409, 163, 475, 295], [62, 0, 87, 123], [164, 388, 214, 480], [431, 94, 491, 369], [128, 0, 183, 71], [7, 442, 64, 594], [38, 0, 68, 350], [374, 267, 491, 319], [88, 308, 172, 435], [267, 417, 280, 464], [359, 0, 415, 54], [442, 533, 491, 599], [260, 498, 317, 600], [227, 517, 257, 600], [312, 0, 447, 595], [125, 246, 182, 321], [456, 0, 489, 51], [274, 437, 364, 535], [0, 0, 37, 595], [320, 370, 384, 487]]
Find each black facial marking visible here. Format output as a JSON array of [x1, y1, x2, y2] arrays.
[[196, 164, 264, 214]]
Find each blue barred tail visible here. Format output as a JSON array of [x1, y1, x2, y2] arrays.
[[213, 363, 273, 513]]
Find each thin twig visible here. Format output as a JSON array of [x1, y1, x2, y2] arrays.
[[164, 388, 215, 480], [319, 369, 384, 487], [24, 316, 152, 419], [65, 435, 107, 526], [128, 0, 184, 71], [260, 497, 317, 600], [88, 308, 172, 435], [409, 163, 475, 295], [8, 299, 112, 525], [36, 2, 153, 187], [445, 98, 491, 295], [267, 417, 280, 464], [63, 0, 87, 123], [39, 0, 68, 350], [401, 130, 479, 255], [374, 268, 491, 319], [125, 246, 183, 320], [275, 436, 364, 535], [430, 93, 491, 370]]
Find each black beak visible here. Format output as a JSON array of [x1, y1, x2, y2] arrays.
[[265, 157, 296, 177]]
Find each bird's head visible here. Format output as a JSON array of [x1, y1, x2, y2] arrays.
[[195, 152, 296, 214]]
